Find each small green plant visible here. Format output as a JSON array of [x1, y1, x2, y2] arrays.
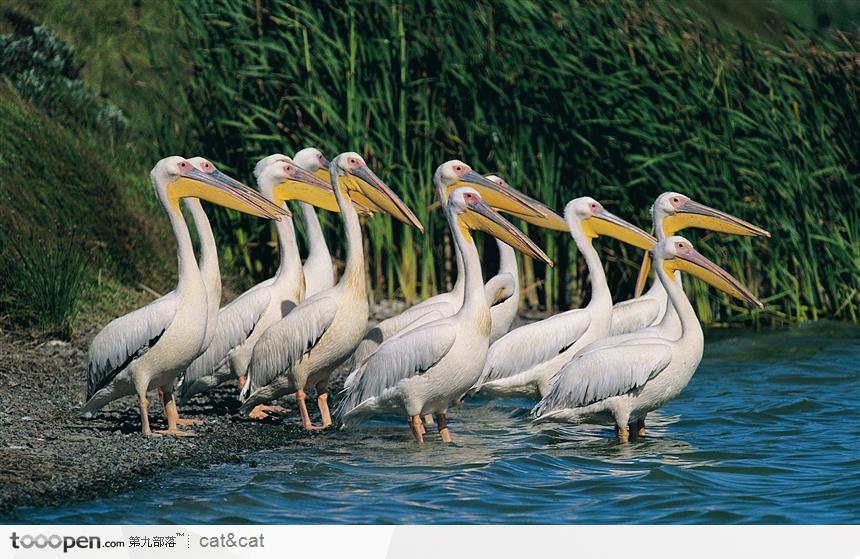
[[2, 235, 89, 338], [0, 24, 127, 133]]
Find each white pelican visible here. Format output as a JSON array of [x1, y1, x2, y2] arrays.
[[239, 152, 423, 429], [293, 148, 335, 296], [532, 235, 763, 442], [338, 187, 553, 442], [177, 155, 351, 410], [81, 157, 284, 434], [484, 175, 521, 343], [347, 163, 563, 370], [609, 192, 769, 336], [472, 197, 656, 399]]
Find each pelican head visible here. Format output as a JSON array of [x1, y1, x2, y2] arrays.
[[449, 187, 553, 266], [434, 161, 547, 221], [293, 148, 372, 215], [485, 174, 568, 232], [256, 157, 346, 213], [634, 192, 771, 296], [153, 156, 282, 219], [654, 192, 771, 238], [656, 236, 763, 308], [565, 197, 656, 250], [293, 147, 331, 175], [332, 152, 424, 231]]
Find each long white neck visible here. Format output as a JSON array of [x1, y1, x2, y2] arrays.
[[332, 170, 365, 293], [298, 202, 331, 271], [450, 217, 488, 321], [436, 180, 465, 300], [496, 240, 518, 287], [161, 193, 201, 294], [272, 209, 304, 294], [183, 199, 221, 300], [655, 257, 701, 344], [184, 198, 221, 345], [577, 235, 611, 310]]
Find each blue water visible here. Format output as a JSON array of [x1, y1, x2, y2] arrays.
[[13, 322, 860, 524]]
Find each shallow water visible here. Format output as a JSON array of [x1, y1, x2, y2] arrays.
[[14, 322, 860, 524]]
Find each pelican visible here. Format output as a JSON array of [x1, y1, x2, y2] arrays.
[[293, 148, 336, 296], [177, 155, 351, 410], [472, 197, 656, 399], [239, 152, 423, 429], [484, 175, 521, 343], [338, 187, 553, 442], [81, 157, 284, 434], [532, 235, 763, 441], [347, 163, 564, 370], [609, 192, 769, 336]]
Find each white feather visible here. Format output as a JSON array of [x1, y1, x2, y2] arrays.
[[475, 308, 591, 387], [337, 320, 457, 419], [86, 292, 178, 399], [533, 340, 672, 416], [177, 284, 271, 397], [242, 292, 338, 399]]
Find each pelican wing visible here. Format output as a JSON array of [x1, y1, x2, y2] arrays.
[[344, 307, 448, 390], [338, 320, 457, 415], [348, 300, 457, 369], [86, 293, 178, 399], [179, 285, 272, 391], [533, 340, 672, 416], [609, 297, 662, 336], [244, 293, 338, 394], [476, 309, 591, 386]]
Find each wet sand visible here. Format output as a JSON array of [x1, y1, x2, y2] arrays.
[[0, 329, 341, 518]]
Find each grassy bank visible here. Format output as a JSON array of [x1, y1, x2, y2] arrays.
[[1, 1, 857, 333], [178, 0, 859, 325]]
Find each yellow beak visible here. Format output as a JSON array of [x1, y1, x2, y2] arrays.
[[273, 165, 340, 212], [581, 209, 657, 251], [665, 246, 763, 308], [348, 164, 424, 231], [312, 167, 374, 215], [635, 200, 770, 297], [447, 170, 551, 223], [460, 197, 553, 267], [209, 168, 290, 217], [663, 200, 771, 238], [168, 168, 282, 219]]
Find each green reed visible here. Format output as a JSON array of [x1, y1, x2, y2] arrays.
[[176, 0, 859, 325]]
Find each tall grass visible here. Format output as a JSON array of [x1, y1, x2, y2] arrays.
[[178, 0, 859, 324], [1, 235, 88, 337]]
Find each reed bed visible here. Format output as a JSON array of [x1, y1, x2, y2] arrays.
[[178, 0, 859, 325]]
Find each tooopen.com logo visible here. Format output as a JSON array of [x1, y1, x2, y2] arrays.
[[10, 532, 124, 553]]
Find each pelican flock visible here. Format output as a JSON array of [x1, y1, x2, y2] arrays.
[[82, 147, 768, 443]]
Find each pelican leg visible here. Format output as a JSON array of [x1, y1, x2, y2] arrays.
[[139, 394, 152, 435], [171, 393, 203, 426], [435, 413, 452, 443], [154, 387, 195, 437], [409, 415, 425, 444], [407, 416, 425, 435], [423, 414, 435, 426], [316, 382, 332, 429], [615, 424, 630, 443], [237, 374, 246, 391], [296, 389, 319, 430], [635, 418, 646, 437]]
